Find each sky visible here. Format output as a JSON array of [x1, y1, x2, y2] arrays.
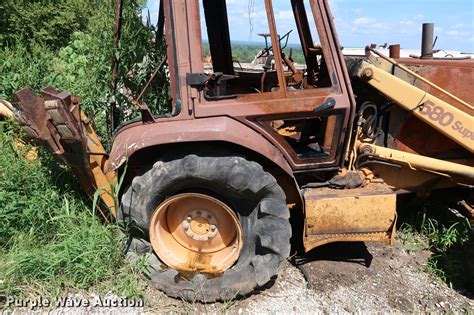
[[143, 0, 474, 52]]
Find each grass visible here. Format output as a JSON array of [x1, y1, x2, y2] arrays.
[[0, 120, 148, 301], [0, 0, 164, 305], [397, 223, 428, 254], [397, 193, 472, 290]]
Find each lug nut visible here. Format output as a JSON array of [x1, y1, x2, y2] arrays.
[[197, 211, 201, 216], [186, 215, 192, 222], [182, 222, 189, 230], [210, 224, 217, 231], [207, 214, 212, 220]]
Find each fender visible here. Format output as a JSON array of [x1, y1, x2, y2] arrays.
[[107, 116, 293, 176]]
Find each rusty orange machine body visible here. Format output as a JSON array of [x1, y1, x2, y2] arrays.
[[5, 0, 473, 302]]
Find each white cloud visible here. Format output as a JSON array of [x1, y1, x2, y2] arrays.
[[353, 17, 376, 25], [446, 30, 469, 37], [453, 23, 466, 29], [275, 10, 294, 21], [400, 20, 415, 27], [413, 14, 424, 21]]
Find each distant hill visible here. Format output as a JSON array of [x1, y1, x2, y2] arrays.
[[202, 40, 305, 64]]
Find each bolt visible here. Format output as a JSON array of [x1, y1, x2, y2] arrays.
[[186, 215, 192, 222], [362, 68, 374, 80], [210, 224, 216, 231], [187, 231, 194, 238], [183, 222, 189, 230], [207, 214, 212, 220]]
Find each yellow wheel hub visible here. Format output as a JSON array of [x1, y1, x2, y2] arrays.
[[149, 193, 243, 273]]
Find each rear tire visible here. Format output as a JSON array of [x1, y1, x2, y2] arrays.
[[120, 154, 291, 302]]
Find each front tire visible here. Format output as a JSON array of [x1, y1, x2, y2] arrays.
[[120, 154, 291, 301]]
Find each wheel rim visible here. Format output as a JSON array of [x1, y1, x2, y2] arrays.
[[149, 193, 243, 274]]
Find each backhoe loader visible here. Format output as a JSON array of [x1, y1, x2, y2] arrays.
[[2, 0, 472, 301]]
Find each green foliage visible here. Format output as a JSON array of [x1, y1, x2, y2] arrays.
[[0, 120, 147, 298], [114, 5, 171, 119], [0, 44, 55, 99], [0, 0, 97, 51], [0, 0, 160, 298], [202, 42, 306, 64], [51, 30, 113, 136], [397, 223, 428, 253], [398, 194, 472, 289], [420, 211, 470, 252], [0, 0, 170, 140]]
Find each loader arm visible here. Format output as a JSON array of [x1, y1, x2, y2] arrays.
[[350, 49, 474, 185], [354, 56, 473, 153]]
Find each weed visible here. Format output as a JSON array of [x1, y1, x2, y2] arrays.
[[0, 0, 162, 304], [397, 223, 428, 253], [397, 192, 472, 290], [217, 291, 240, 314], [420, 211, 470, 252], [0, 120, 146, 300]]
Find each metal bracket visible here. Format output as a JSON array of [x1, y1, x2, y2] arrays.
[[314, 98, 336, 114], [186, 73, 210, 89]]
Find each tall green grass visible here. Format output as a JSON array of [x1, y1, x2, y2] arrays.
[[0, 0, 163, 301], [0, 121, 147, 299]]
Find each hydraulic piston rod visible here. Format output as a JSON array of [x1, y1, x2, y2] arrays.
[[358, 142, 474, 182]]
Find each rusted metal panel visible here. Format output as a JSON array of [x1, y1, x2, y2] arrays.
[[303, 184, 396, 251], [108, 116, 293, 175], [392, 58, 474, 158], [398, 58, 474, 113]]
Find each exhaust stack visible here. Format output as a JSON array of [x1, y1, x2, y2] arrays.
[[421, 23, 434, 59]]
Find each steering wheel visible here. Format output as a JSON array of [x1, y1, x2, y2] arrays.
[[256, 29, 293, 59]]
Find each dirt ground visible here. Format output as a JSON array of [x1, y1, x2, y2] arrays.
[[5, 240, 472, 314], [145, 241, 473, 314]]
